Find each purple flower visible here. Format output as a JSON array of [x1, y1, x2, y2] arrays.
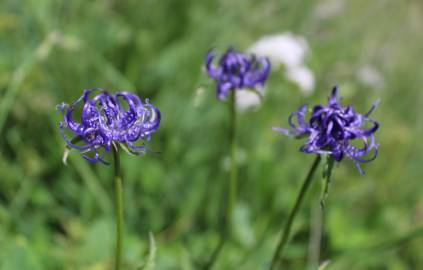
[[273, 86, 379, 174], [57, 88, 161, 163], [205, 48, 270, 100]]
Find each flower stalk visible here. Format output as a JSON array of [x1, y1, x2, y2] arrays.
[[269, 155, 321, 270], [112, 143, 124, 270], [204, 89, 238, 270], [227, 87, 238, 236]]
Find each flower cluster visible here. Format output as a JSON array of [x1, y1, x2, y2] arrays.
[[57, 88, 161, 163], [205, 48, 270, 100], [273, 87, 379, 174]]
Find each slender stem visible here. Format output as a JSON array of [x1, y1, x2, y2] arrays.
[[204, 90, 237, 270], [112, 144, 124, 270], [269, 155, 321, 270], [227, 88, 237, 236], [307, 201, 323, 270]]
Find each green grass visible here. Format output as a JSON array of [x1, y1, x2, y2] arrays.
[[0, 0, 422, 269]]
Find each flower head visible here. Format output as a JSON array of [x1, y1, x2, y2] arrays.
[[57, 88, 160, 163], [205, 48, 270, 100], [273, 86, 379, 174]]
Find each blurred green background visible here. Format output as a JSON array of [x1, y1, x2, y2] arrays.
[[0, 0, 422, 269]]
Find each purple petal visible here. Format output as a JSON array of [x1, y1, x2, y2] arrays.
[[272, 127, 291, 136], [205, 50, 222, 79], [217, 82, 232, 100], [364, 99, 380, 117], [329, 86, 339, 105]]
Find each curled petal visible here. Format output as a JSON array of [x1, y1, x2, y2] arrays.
[[257, 57, 271, 82], [64, 98, 86, 134], [115, 91, 142, 112], [205, 50, 222, 79], [352, 160, 365, 175], [141, 103, 161, 135], [272, 127, 291, 136], [350, 119, 379, 138], [127, 141, 146, 152], [286, 104, 309, 133], [82, 148, 110, 165], [364, 99, 380, 117], [296, 104, 308, 127], [348, 135, 378, 163], [329, 86, 339, 105]]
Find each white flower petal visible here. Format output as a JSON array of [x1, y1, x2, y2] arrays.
[[236, 88, 264, 112], [248, 32, 309, 69], [286, 66, 315, 95]]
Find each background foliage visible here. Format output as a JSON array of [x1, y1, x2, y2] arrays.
[[0, 0, 422, 269]]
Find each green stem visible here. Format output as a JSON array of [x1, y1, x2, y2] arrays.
[[113, 144, 124, 270], [204, 90, 237, 270], [269, 155, 321, 270], [227, 87, 237, 237]]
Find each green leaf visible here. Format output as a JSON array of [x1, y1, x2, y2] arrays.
[[137, 232, 157, 270], [318, 260, 331, 270], [62, 147, 71, 165]]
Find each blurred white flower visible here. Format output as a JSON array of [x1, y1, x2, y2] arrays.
[[248, 32, 315, 95], [236, 88, 263, 112], [248, 33, 308, 69], [356, 65, 384, 90], [286, 66, 315, 95]]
